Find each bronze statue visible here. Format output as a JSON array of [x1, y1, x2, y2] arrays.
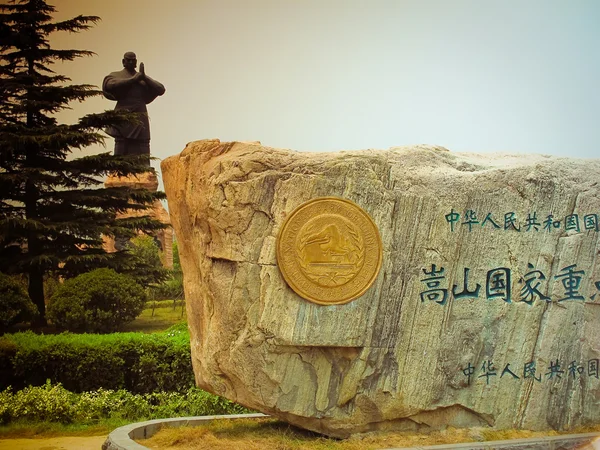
[[103, 52, 165, 164]]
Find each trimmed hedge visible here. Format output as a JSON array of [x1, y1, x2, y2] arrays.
[[0, 323, 195, 394]]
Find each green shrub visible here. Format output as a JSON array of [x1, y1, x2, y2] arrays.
[[0, 273, 38, 333], [47, 268, 146, 333], [0, 324, 194, 393], [0, 382, 250, 425], [0, 382, 77, 423], [43, 275, 61, 302], [0, 339, 17, 390]]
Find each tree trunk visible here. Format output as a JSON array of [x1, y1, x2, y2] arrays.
[[25, 56, 46, 327], [29, 266, 46, 327]]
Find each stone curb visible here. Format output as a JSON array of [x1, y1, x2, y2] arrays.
[[102, 414, 600, 450], [101, 413, 269, 450], [383, 432, 600, 450]]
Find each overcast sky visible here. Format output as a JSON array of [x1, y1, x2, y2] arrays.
[[49, 0, 600, 180]]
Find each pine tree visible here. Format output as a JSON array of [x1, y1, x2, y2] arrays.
[[0, 0, 167, 325]]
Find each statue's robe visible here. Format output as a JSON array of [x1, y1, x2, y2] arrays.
[[102, 70, 165, 153]]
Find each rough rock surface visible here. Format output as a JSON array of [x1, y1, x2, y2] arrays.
[[162, 139, 600, 438]]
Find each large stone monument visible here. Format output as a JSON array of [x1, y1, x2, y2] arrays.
[[162, 139, 600, 438]]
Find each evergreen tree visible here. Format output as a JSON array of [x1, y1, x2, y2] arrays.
[[126, 235, 170, 288], [0, 0, 166, 325]]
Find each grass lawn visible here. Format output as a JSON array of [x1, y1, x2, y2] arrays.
[[0, 419, 130, 439], [120, 300, 186, 333]]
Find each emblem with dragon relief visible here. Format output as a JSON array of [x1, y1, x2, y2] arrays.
[[276, 197, 383, 305]]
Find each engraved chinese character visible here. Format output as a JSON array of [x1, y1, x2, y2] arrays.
[[567, 361, 584, 378], [525, 212, 541, 231], [462, 362, 475, 385], [519, 263, 550, 305], [481, 213, 500, 229], [554, 264, 585, 301], [420, 264, 448, 305], [590, 281, 600, 301], [543, 214, 561, 232], [589, 359, 599, 378], [500, 363, 520, 380], [462, 210, 479, 232], [452, 268, 481, 300], [478, 360, 497, 385], [546, 359, 565, 379], [445, 209, 460, 232], [565, 214, 580, 232], [486, 267, 511, 303], [504, 212, 520, 231], [523, 361, 541, 382], [584, 214, 599, 231]]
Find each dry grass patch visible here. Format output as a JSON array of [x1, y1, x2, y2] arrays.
[[138, 418, 600, 450]]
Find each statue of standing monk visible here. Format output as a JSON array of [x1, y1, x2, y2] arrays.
[[103, 52, 165, 164]]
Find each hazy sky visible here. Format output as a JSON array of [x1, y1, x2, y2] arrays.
[[49, 0, 600, 180]]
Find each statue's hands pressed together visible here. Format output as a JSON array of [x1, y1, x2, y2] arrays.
[[102, 51, 165, 161], [132, 65, 145, 83]]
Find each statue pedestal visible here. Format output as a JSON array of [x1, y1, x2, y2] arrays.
[[103, 172, 173, 268]]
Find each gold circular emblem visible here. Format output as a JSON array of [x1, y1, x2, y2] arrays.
[[276, 197, 383, 305]]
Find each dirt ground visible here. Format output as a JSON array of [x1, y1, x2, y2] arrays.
[[0, 436, 106, 450], [1, 432, 598, 450]]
